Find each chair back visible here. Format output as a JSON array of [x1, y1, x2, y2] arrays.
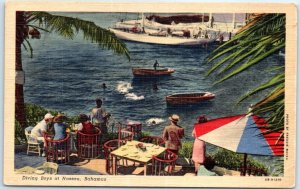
[[25, 126, 42, 156], [103, 139, 126, 174], [151, 149, 178, 176], [26, 134, 39, 144], [126, 121, 142, 140], [25, 126, 39, 144], [119, 129, 134, 142], [140, 136, 165, 146], [25, 126, 34, 134], [44, 134, 70, 164], [77, 127, 102, 159]]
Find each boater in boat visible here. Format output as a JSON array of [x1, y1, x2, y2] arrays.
[[153, 60, 159, 70]]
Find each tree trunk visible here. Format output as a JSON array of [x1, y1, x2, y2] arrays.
[[15, 11, 27, 128]]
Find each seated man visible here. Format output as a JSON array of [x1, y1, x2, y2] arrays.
[[31, 113, 54, 156], [31, 113, 54, 142], [197, 157, 218, 176]]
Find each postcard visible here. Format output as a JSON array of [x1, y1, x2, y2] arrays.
[[4, 2, 297, 188]]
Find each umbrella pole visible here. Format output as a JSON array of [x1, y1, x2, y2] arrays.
[[243, 154, 248, 176]]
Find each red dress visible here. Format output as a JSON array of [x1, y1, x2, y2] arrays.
[[80, 122, 98, 144], [81, 122, 96, 134]]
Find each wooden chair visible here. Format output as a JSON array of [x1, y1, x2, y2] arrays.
[[77, 128, 101, 159], [103, 139, 126, 175], [119, 129, 134, 142], [151, 149, 178, 176], [126, 121, 142, 140], [140, 136, 165, 146], [44, 134, 70, 164], [25, 126, 42, 156]]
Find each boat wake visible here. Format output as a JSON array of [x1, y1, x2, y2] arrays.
[[125, 93, 145, 100], [116, 81, 133, 94], [145, 118, 165, 125], [116, 81, 145, 100]]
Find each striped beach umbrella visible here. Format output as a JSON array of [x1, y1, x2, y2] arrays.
[[194, 114, 284, 175]]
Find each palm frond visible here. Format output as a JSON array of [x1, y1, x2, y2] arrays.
[[29, 11, 130, 60], [206, 13, 286, 133], [24, 38, 33, 58], [238, 73, 284, 102]]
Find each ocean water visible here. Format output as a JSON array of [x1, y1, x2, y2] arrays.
[[23, 13, 284, 143]]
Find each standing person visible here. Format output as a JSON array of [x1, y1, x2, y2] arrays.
[[192, 116, 208, 175], [219, 34, 224, 44], [53, 114, 67, 140], [90, 98, 110, 137], [162, 114, 184, 154], [153, 60, 159, 71], [31, 113, 54, 142], [210, 16, 214, 28]]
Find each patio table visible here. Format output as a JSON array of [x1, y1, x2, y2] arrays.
[[111, 140, 166, 176]]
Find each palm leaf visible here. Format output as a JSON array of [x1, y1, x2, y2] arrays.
[[213, 42, 285, 85], [24, 38, 33, 58], [238, 74, 284, 102], [29, 11, 130, 60], [207, 13, 286, 134]]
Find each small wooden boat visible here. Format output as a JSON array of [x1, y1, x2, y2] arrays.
[[166, 92, 215, 105], [132, 68, 175, 77]]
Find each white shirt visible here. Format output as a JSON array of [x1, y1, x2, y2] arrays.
[[31, 120, 47, 137], [76, 123, 83, 131]]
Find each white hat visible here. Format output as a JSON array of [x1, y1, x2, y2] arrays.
[[169, 114, 179, 122], [44, 113, 54, 120]]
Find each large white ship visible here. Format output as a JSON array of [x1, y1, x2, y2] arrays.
[[109, 13, 245, 45]]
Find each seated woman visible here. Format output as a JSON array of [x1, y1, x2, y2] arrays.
[[197, 156, 218, 176], [53, 114, 67, 140], [77, 114, 96, 134]]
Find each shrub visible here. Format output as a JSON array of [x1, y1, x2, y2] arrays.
[[25, 103, 60, 127], [15, 120, 25, 145], [211, 148, 269, 174], [178, 141, 193, 159], [271, 158, 284, 176]]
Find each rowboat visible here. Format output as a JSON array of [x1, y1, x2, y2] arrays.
[[166, 92, 215, 105], [132, 68, 175, 77]]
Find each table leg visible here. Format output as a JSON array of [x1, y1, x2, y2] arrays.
[[112, 155, 117, 175], [144, 163, 147, 176]]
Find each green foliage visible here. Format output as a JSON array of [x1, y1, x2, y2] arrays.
[[206, 13, 285, 134], [27, 11, 130, 60], [211, 149, 268, 174], [211, 149, 243, 170], [24, 103, 60, 127], [141, 131, 151, 138], [178, 141, 194, 159], [15, 120, 25, 145], [271, 157, 284, 176]]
